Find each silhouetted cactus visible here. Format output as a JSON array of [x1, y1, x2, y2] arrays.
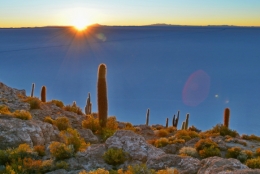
[[40, 86, 46, 102], [224, 108, 230, 128], [166, 118, 169, 128], [146, 108, 150, 126], [181, 121, 185, 130], [97, 64, 108, 127], [185, 113, 189, 130], [85, 93, 92, 115], [30, 83, 35, 97], [172, 111, 180, 128]]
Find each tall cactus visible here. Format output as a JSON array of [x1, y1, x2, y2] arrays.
[[165, 118, 169, 128], [97, 63, 108, 127], [30, 83, 35, 97], [185, 113, 189, 130], [172, 110, 180, 128], [181, 121, 185, 130], [85, 93, 92, 115], [224, 108, 230, 128], [146, 108, 150, 126], [40, 86, 46, 102]]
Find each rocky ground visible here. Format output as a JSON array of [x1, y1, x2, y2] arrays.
[[1, 81, 260, 174]]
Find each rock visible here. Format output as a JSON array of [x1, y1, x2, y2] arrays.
[[0, 82, 30, 111], [218, 169, 260, 174], [146, 154, 201, 174], [105, 130, 165, 162], [0, 117, 60, 149], [76, 144, 112, 171], [161, 143, 184, 154], [77, 129, 98, 144], [197, 156, 249, 174], [46, 169, 68, 174], [184, 137, 200, 147]]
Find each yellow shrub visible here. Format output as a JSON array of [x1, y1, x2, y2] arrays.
[[22, 157, 43, 173], [64, 103, 83, 115], [54, 116, 71, 131], [23, 97, 41, 110], [87, 168, 110, 174], [82, 115, 101, 133], [49, 141, 74, 160], [50, 100, 64, 108], [34, 145, 45, 157], [246, 157, 260, 169], [123, 122, 136, 132], [157, 168, 179, 174], [13, 110, 32, 120], [55, 161, 69, 170], [106, 116, 118, 130], [0, 105, 11, 115], [60, 128, 89, 152], [103, 148, 128, 166], [156, 129, 169, 137], [155, 138, 169, 147], [44, 116, 54, 124]]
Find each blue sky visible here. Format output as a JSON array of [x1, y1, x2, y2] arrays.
[[1, 0, 260, 27]]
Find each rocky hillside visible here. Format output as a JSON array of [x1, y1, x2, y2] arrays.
[[1, 81, 260, 174]]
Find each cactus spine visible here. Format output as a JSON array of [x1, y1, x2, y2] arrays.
[[85, 93, 92, 115], [97, 64, 108, 127], [146, 108, 150, 126], [172, 111, 180, 128], [165, 118, 169, 128], [224, 108, 230, 128], [40, 86, 46, 102], [30, 83, 35, 97]]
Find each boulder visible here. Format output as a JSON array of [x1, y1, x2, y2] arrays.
[[78, 129, 99, 144], [197, 156, 249, 174], [161, 143, 184, 154], [105, 130, 165, 162], [146, 154, 201, 174], [0, 116, 60, 149]]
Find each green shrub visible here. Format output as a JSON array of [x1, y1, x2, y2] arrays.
[[238, 150, 253, 163], [226, 147, 242, 159], [207, 124, 238, 137], [60, 128, 89, 153], [54, 116, 71, 131], [44, 116, 54, 124], [179, 147, 198, 158], [246, 157, 260, 169], [121, 164, 156, 174], [49, 142, 74, 160], [103, 148, 128, 166], [23, 97, 41, 109], [55, 161, 69, 170], [50, 100, 64, 108], [100, 128, 116, 142], [195, 138, 221, 158], [64, 103, 83, 115], [13, 110, 32, 120]]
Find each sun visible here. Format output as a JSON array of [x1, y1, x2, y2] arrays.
[[73, 18, 88, 31]]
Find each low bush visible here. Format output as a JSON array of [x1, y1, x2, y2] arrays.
[[156, 129, 169, 137], [55, 161, 69, 170], [34, 145, 45, 157], [44, 116, 54, 124], [179, 147, 198, 158], [50, 100, 64, 108], [226, 147, 242, 159], [154, 138, 169, 148], [156, 168, 179, 174], [54, 116, 71, 131], [238, 150, 253, 163], [103, 148, 129, 166], [106, 116, 118, 130], [64, 103, 83, 115], [123, 122, 136, 132], [49, 142, 74, 160], [241, 134, 260, 141], [255, 148, 260, 157], [60, 128, 89, 153], [174, 130, 199, 142], [23, 97, 41, 109], [118, 164, 156, 174], [246, 157, 260, 169], [0, 105, 11, 115], [206, 124, 238, 137], [13, 110, 32, 120], [195, 138, 221, 158], [82, 115, 101, 133]]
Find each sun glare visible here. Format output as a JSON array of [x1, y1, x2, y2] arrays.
[[73, 17, 88, 31]]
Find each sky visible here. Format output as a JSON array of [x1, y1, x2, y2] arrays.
[[1, 0, 260, 28]]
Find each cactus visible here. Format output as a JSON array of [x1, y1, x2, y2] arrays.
[[172, 110, 180, 128], [224, 108, 230, 128], [146, 108, 150, 126], [30, 83, 35, 97], [73, 101, 76, 107], [185, 113, 189, 130], [181, 121, 185, 130], [97, 63, 108, 127], [85, 93, 92, 115], [166, 118, 169, 128], [40, 86, 46, 102]]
